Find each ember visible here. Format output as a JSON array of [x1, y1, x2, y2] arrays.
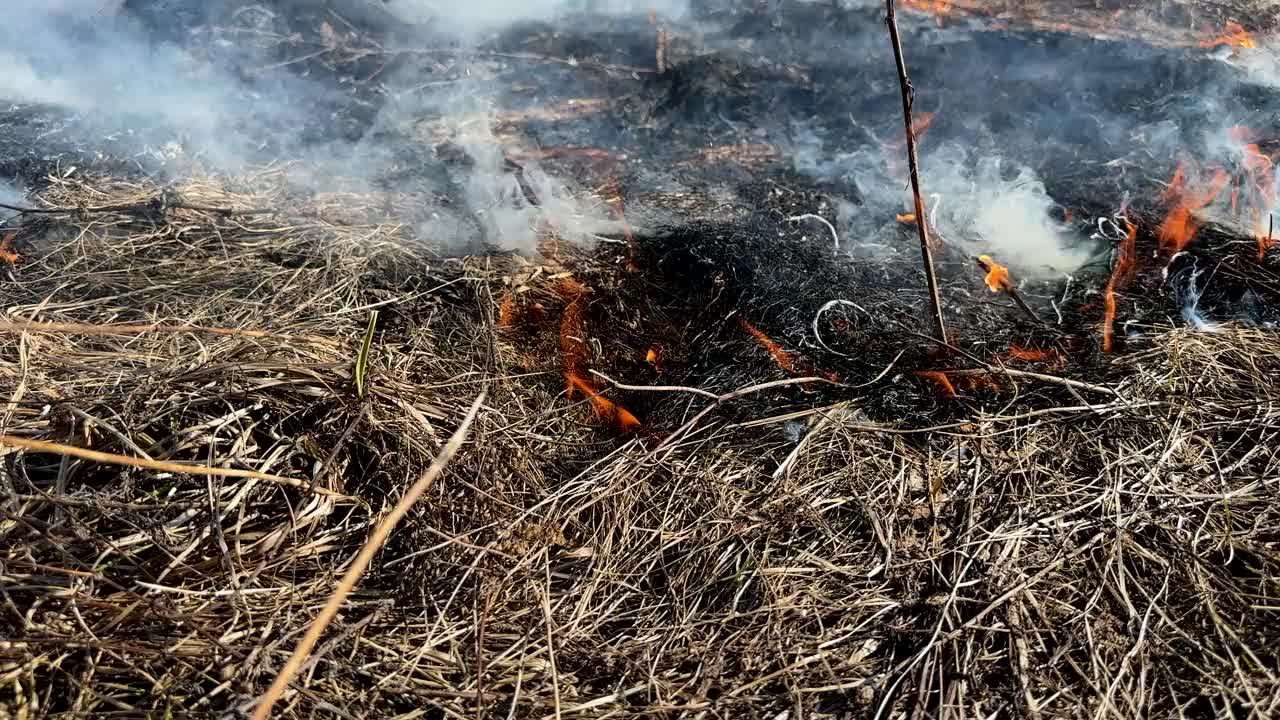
[[0, 231, 18, 265], [914, 370, 957, 397], [645, 345, 663, 372], [1008, 346, 1054, 363], [737, 315, 797, 375]]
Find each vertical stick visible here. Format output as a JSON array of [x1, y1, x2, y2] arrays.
[[886, 0, 949, 345]]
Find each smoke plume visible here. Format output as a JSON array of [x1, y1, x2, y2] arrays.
[[2, 0, 1277, 269]]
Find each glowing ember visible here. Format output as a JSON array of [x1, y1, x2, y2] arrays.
[[1008, 346, 1053, 362], [498, 292, 517, 328], [0, 231, 18, 265], [645, 346, 663, 372], [1157, 162, 1229, 255], [953, 373, 1002, 393], [558, 279, 590, 388], [914, 370, 957, 398], [1198, 21, 1256, 50], [1102, 215, 1138, 353], [737, 316, 796, 375], [978, 254, 1013, 293], [896, 213, 917, 224]]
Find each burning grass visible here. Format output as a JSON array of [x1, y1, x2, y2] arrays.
[[2, 172, 1280, 718]]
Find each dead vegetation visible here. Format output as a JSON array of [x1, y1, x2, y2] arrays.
[[1, 172, 1279, 719]]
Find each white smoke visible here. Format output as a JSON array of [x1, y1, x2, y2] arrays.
[[0, 1, 328, 174], [923, 149, 1093, 274], [0, 0, 662, 252], [791, 125, 1094, 276], [0, 181, 26, 221], [379, 69, 631, 252], [383, 0, 689, 33]]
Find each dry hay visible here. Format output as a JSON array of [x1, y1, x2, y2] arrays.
[[1, 173, 1278, 719]]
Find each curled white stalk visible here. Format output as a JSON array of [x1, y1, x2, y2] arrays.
[[811, 299, 867, 357], [927, 193, 942, 230], [787, 214, 840, 255]]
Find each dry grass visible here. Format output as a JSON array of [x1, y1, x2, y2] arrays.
[[1, 172, 1278, 719]]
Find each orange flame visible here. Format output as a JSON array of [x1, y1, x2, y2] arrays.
[[1160, 162, 1187, 203], [903, 0, 954, 18], [1101, 216, 1138, 353], [1226, 127, 1278, 260], [557, 278, 589, 380], [556, 279, 641, 432], [737, 316, 796, 374], [1261, 215, 1276, 261], [978, 254, 1014, 293], [914, 370, 957, 398], [567, 372, 641, 433], [1158, 162, 1229, 255], [1199, 21, 1256, 49], [886, 112, 938, 156], [896, 213, 917, 224], [909, 112, 936, 140]]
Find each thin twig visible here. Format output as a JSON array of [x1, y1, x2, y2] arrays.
[[590, 371, 842, 402], [249, 391, 486, 720], [886, 0, 949, 344], [0, 434, 348, 498], [946, 367, 1120, 397], [587, 371, 719, 400]]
